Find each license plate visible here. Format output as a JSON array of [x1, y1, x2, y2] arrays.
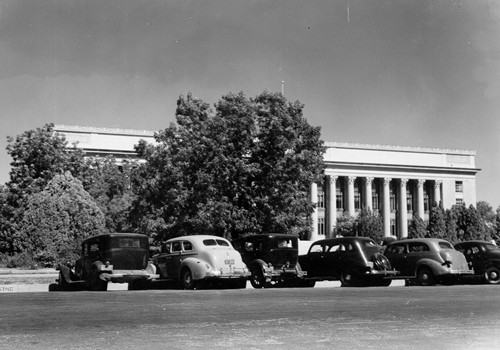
[[224, 259, 235, 265]]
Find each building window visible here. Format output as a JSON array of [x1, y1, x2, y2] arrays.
[[390, 219, 396, 236], [336, 189, 343, 210], [455, 181, 463, 193], [317, 191, 325, 208], [354, 183, 361, 210], [372, 188, 379, 211], [424, 192, 429, 213], [456, 198, 464, 206], [406, 188, 413, 212], [318, 217, 325, 236], [390, 186, 396, 211]]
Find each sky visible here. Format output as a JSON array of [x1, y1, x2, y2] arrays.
[[0, 0, 499, 207]]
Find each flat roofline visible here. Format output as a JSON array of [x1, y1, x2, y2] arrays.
[[325, 141, 476, 156], [55, 124, 155, 137]]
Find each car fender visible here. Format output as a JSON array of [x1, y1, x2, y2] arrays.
[[486, 259, 500, 269], [415, 258, 446, 276], [179, 257, 212, 281]]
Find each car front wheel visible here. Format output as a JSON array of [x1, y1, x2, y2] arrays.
[[416, 267, 435, 286], [485, 266, 500, 284], [181, 269, 196, 290]]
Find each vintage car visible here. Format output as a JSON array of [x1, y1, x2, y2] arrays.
[[151, 235, 250, 289], [384, 238, 473, 286], [454, 240, 500, 284], [232, 233, 308, 288], [49, 233, 159, 291], [298, 237, 398, 287]]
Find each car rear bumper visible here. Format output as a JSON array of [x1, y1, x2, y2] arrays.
[[100, 270, 160, 282], [205, 268, 250, 279]]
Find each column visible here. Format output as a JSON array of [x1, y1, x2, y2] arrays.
[[347, 176, 356, 216], [434, 180, 442, 206], [399, 178, 408, 239], [383, 178, 391, 237], [417, 179, 425, 219], [365, 177, 373, 211], [327, 176, 337, 238], [310, 182, 319, 241]]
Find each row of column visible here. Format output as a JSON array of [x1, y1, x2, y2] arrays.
[[310, 176, 443, 241]]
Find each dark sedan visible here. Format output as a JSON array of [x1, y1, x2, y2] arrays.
[[454, 240, 500, 284], [298, 237, 398, 287]]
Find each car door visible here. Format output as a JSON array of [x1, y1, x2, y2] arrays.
[[466, 244, 486, 274], [385, 243, 409, 276], [166, 241, 183, 278], [305, 242, 327, 277], [323, 242, 345, 278]]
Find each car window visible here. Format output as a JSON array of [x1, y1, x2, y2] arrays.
[[203, 239, 230, 247], [409, 242, 429, 253], [216, 239, 230, 246], [386, 244, 405, 255], [485, 244, 499, 251], [171, 241, 182, 252], [310, 244, 323, 253], [328, 244, 342, 252], [438, 241, 454, 250], [183, 241, 193, 251]]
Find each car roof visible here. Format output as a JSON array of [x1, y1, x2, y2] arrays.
[[82, 233, 148, 244], [236, 233, 297, 240], [312, 236, 375, 245], [455, 240, 492, 246], [388, 238, 451, 245], [166, 235, 230, 243]]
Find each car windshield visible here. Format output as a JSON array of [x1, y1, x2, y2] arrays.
[[111, 237, 148, 249], [438, 241, 454, 250], [360, 240, 379, 255], [203, 239, 230, 247], [484, 243, 499, 251]]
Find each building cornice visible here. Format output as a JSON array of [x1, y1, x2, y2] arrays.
[[325, 141, 476, 156], [54, 124, 156, 137]]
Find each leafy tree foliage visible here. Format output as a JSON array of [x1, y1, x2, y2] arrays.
[[131, 91, 325, 241], [6, 123, 84, 200], [18, 172, 105, 266], [428, 204, 446, 239], [79, 156, 136, 233], [353, 208, 383, 242], [452, 204, 487, 242], [408, 214, 427, 239], [335, 211, 355, 237]]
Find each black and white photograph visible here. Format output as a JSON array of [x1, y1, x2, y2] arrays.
[[1, 1, 499, 349]]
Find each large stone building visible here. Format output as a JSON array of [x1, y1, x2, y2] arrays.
[[55, 125, 479, 241]]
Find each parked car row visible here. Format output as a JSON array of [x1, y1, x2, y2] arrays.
[[49, 232, 500, 292]]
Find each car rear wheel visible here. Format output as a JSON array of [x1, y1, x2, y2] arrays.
[[416, 267, 435, 286], [485, 266, 500, 284], [250, 267, 266, 289], [182, 269, 196, 290], [341, 270, 359, 287]]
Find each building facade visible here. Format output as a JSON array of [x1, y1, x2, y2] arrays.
[[55, 125, 479, 241]]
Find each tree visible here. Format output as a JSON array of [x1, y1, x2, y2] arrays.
[[408, 214, 427, 239], [1, 123, 85, 254], [79, 156, 136, 233], [6, 123, 84, 199], [131, 91, 325, 241], [453, 204, 486, 242], [428, 203, 446, 239], [354, 208, 383, 242], [335, 211, 355, 237], [18, 172, 105, 266], [476, 201, 496, 239]]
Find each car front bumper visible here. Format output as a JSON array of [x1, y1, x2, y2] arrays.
[[100, 270, 160, 283]]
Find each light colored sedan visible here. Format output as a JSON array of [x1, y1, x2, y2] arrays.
[[152, 235, 250, 289], [384, 238, 473, 286]]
